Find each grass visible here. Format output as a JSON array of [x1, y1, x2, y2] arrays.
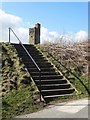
[[1, 42, 45, 118], [2, 85, 44, 118]]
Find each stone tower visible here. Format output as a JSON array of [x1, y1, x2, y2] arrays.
[[29, 23, 40, 44]]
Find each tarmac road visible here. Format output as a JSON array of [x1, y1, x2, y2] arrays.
[[15, 98, 89, 119]]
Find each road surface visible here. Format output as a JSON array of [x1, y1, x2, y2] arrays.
[[15, 98, 90, 119]]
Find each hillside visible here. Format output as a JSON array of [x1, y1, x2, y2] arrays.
[[1, 43, 44, 118], [38, 41, 88, 80], [0, 42, 89, 118]]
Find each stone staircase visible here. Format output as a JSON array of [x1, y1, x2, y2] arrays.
[[13, 44, 75, 101]]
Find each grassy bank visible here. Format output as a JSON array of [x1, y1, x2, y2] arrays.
[[1, 43, 44, 118], [1, 42, 89, 118]]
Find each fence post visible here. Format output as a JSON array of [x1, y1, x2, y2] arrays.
[[9, 28, 10, 43]]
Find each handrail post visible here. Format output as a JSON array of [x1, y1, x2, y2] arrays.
[[39, 70, 42, 102], [9, 28, 10, 43]]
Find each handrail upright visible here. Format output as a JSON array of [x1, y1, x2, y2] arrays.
[[9, 28, 10, 43]]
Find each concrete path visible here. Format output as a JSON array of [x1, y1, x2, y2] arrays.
[[15, 98, 89, 119]]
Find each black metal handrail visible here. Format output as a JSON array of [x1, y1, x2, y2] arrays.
[[48, 52, 90, 95], [9, 27, 42, 101]]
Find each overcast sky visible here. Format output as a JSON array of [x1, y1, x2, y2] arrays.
[[0, 2, 88, 44]]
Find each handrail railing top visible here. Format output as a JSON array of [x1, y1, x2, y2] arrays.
[[9, 27, 41, 72]]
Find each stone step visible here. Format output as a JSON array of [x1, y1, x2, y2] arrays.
[[16, 46, 39, 53], [32, 75, 63, 80], [30, 71, 59, 76], [24, 62, 52, 66], [19, 53, 43, 58], [22, 58, 48, 62], [25, 64, 53, 68], [44, 93, 74, 99], [37, 83, 71, 90], [41, 88, 75, 96], [24, 61, 50, 65], [14, 45, 40, 54], [27, 67, 56, 72], [20, 54, 45, 60], [35, 79, 67, 85]]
